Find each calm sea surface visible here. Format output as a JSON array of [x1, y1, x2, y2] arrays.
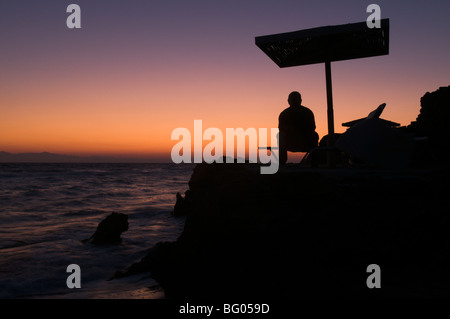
[[0, 163, 194, 298]]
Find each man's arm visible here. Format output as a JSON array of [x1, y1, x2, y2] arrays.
[[310, 110, 316, 131], [278, 110, 285, 130], [306, 109, 316, 131]]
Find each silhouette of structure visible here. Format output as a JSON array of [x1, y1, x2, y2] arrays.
[[342, 103, 400, 128], [256, 19, 389, 164], [334, 103, 414, 168]]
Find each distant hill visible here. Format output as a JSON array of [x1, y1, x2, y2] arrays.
[[0, 151, 159, 163]]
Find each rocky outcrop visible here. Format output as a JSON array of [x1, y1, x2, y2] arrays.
[[112, 87, 450, 298], [172, 190, 193, 217], [116, 162, 450, 299], [87, 212, 129, 244], [414, 86, 450, 137], [405, 85, 450, 165]]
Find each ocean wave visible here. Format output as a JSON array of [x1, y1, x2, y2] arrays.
[[0, 163, 192, 298]]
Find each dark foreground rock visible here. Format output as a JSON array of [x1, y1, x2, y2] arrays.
[[87, 212, 129, 244], [117, 162, 450, 299], [172, 190, 193, 217]]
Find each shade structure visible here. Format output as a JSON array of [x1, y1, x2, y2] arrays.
[[255, 19, 389, 67], [255, 20, 390, 166]]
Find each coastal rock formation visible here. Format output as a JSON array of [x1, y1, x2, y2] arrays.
[[414, 86, 450, 138], [172, 190, 192, 217], [87, 212, 129, 244], [116, 87, 450, 298], [116, 162, 450, 299], [405, 85, 450, 165]]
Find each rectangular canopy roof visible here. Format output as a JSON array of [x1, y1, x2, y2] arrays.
[[255, 19, 389, 67]]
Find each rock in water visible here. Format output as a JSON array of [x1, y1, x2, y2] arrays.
[[172, 190, 192, 217], [88, 213, 129, 244]]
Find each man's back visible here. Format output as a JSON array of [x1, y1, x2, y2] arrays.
[[278, 91, 319, 164], [278, 105, 316, 138]]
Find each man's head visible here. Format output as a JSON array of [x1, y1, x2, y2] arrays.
[[288, 91, 302, 106]]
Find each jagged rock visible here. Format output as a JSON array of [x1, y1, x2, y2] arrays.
[[415, 85, 450, 137], [405, 86, 450, 165], [173, 192, 184, 215], [172, 191, 191, 217], [87, 212, 129, 244]]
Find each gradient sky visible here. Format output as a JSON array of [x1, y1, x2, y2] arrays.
[[1, 0, 449, 161]]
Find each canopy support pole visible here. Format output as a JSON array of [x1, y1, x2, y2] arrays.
[[325, 61, 335, 167], [325, 60, 335, 142]]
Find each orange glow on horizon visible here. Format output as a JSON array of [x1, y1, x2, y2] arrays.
[[0, 83, 424, 159]]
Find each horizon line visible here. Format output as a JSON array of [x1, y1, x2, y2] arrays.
[[0, 150, 173, 163]]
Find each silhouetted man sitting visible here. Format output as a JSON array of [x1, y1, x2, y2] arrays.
[[278, 91, 319, 165]]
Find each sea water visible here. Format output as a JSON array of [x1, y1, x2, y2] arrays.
[[0, 163, 194, 299]]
